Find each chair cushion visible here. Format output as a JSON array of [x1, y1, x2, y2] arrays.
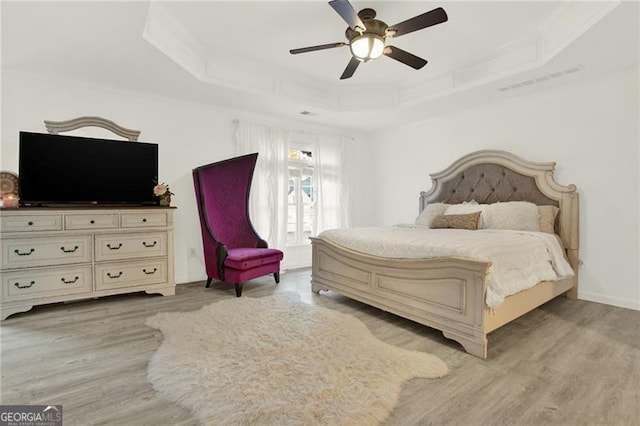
[[223, 263, 281, 284], [224, 248, 284, 270]]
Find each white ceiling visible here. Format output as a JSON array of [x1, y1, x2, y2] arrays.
[[163, 1, 556, 85], [2, 1, 638, 132]]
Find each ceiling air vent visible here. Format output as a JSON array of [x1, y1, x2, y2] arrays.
[[497, 65, 584, 92]]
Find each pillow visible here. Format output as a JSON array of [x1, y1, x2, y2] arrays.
[[430, 211, 482, 230], [415, 203, 448, 227], [481, 201, 540, 231], [443, 202, 481, 215], [538, 205, 560, 234], [444, 202, 486, 227]]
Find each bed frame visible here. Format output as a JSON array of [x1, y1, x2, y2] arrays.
[[311, 150, 579, 358]]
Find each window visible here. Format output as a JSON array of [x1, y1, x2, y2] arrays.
[[287, 147, 314, 246], [235, 120, 349, 251]]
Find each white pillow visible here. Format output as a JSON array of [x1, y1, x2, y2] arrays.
[[481, 201, 540, 231], [444, 203, 482, 215], [415, 203, 448, 227]]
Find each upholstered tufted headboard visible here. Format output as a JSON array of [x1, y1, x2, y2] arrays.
[[426, 163, 558, 206], [420, 150, 579, 289]]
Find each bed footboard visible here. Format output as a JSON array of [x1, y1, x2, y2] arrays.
[[311, 237, 492, 358]]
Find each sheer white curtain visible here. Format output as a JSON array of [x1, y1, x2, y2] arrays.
[[234, 120, 350, 249], [234, 121, 289, 249], [313, 134, 350, 234]]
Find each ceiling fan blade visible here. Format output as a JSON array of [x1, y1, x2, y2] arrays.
[[340, 57, 361, 80], [329, 0, 366, 31], [290, 42, 346, 55], [387, 7, 448, 38], [384, 46, 428, 70]]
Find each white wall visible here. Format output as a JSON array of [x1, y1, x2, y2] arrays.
[[368, 67, 640, 311], [0, 72, 376, 283]]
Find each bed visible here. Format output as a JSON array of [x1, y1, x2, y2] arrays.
[[310, 150, 578, 358]]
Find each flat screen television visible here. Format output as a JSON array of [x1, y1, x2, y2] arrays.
[[19, 131, 159, 206]]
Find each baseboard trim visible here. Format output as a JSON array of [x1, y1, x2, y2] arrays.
[[579, 291, 640, 311]]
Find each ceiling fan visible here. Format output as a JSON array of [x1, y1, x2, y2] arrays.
[[290, 0, 448, 80]]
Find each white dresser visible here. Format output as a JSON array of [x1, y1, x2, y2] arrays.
[[0, 207, 175, 320]]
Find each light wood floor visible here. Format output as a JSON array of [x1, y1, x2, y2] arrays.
[[1, 268, 639, 425]]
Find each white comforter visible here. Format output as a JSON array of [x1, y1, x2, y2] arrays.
[[317, 225, 574, 309]]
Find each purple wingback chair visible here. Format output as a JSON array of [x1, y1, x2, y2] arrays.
[[193, 153, 283, 297]]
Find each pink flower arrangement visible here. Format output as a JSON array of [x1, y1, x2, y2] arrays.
[[153, 183, 173, 199]]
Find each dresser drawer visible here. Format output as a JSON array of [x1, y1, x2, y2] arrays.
[[121, 212, 167, 228], [95, 259, 168, 291], [3, 265, 92, 301], [0, 214, 63, 232], [1, 236, 93, 269], [65, 214, 119, 230], [94, 232, 167, 261]]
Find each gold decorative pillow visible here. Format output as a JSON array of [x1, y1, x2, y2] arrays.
[[538, 205, 560, 234], [430, 212, 482, 230]]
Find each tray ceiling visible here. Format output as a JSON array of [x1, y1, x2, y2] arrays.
[[2, 1, 637, 131]]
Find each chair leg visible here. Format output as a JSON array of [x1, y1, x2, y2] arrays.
[[235, 283, 243, 297], [205, 277, 213, 288], [274, 272, 280, 284]]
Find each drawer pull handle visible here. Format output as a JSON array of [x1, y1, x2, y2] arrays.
[[60, 245, 79, 253], [15, 281, 35, 289], [107, 243, 123, 250], [107, 272, 123, 279], [142, 241, 157, 248], [14, 248, 35, 256], [61, 276, 79, 284], [27, 221, 34, 226], [143, 268, 158, 275], [142, 218, 147, 223], [90, 220, 95, 224]]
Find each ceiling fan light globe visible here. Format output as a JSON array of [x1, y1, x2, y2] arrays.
[[370, 38, 385, 59], [350, 35, 385, 62]]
